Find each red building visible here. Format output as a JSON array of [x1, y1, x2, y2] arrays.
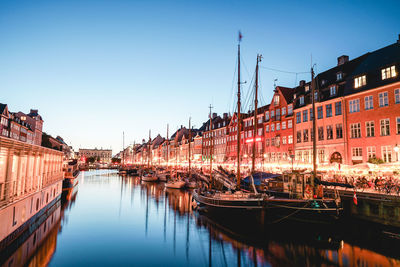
[[264, 86, 295, 167]]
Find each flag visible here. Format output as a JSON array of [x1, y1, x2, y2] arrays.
[[353, 191, 358, 205], [239, 31, 243, 42]]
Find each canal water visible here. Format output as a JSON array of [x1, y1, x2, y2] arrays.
[[3, 169, 400, 266]]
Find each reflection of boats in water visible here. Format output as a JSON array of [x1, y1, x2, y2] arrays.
[[0, 201, 62, 267]]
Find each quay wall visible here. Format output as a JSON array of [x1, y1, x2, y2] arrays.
[[0, 137, 64, 245], [335, 189, 400, 228]]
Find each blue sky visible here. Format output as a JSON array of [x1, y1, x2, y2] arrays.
[[1, 0, 399, 154]]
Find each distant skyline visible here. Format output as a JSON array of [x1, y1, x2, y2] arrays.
[[1, 0, 399, 154]]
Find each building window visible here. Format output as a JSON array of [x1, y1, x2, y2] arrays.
[[397, 117, 400, 134], [318, 126, 324, 140], [303, 129, 309, 142], [266, 139, 270, 146], [379, 92, 389, 107], [395, 89, 400, 104], [317, 106, 323, 119], [282, 121, 286, 130], [326, 104, 332, 118], [299, 96, 304, 106], [337, 72, 343, 81], [271, 110, 275, 118], [335, 102, 342, 115], [380, 119, 390, 136], [288, 105, 293, 115], [309, 108, 314, 120], [350, 123, 361, 138], [366, 121, 375, 137], [257, 128, 262, 136], [381, 65, 396, 80], [297, 131, 302, 143], [271, 138, 275, 146], [326, 125, 333, 140], [336, 124, 343, 139], [349, 99, 360, 113], [354, 75, 366, 88], [352, 147, 362, 157], [296, 112, 301, 124], [276, 123, 280, 131], [303, 110, 308, 122], [266, 125, 269, 132], [282, 136, 287, 144], [382, 146, 392, 162], [274, 95, 280, 105], [265, 111, 269, 120], [314, 92, 318, 101], [276, 109, 281, 120], [282, 107, 286, 116], [288, 135, 293, 144], [330, 85, 337, 96], [318, 150, 325, 163], [367, 147, 376, 160], [364, 95, 373, 110]]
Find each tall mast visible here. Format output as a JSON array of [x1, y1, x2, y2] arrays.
[[122, 131, 125, 167], [252, 54, 262, 174], [148, 130, 151, 168], [311, 66, 316, 189], [209, 105, 213, 185], [236, 32, 242, 187], [188, 117, 191, 177], [166, 124, 169, 167]]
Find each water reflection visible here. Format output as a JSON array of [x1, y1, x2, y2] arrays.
[[2, 170, 400, 267]]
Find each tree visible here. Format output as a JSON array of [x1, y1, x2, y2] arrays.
[[87, 156, 97, 164], [112, 158, 121, 164]]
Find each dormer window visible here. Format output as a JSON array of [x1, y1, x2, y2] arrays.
[[299, 96, 304, 106], [354, 75, 366, 88], [381, 65, 396, 80], [274, 95, 280, 105], [336, 72, 343, 81], [305, 85, 310, 92], [330, 85, 337, 96]]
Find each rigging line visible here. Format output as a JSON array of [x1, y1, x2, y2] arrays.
[[240, 55, 252, 83], [227, 57, 238, 114], [260, 65, 309, 75], [243, 71, 255, 113]]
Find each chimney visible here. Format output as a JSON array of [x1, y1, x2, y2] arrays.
[[223, 113, 228, 119], [212, 113, 217, 119], [299, 80, 305, 87], [337, 55, 349, 66]]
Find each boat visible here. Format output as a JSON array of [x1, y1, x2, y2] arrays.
[[165, 179, 186, 189], [142, 171, 159, 182], [63, 159, 80, 189]]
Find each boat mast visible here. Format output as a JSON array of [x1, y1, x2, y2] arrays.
[[311, 66, 316, 189], [251, 54, 262, 174], [209, 105, 213, 185], [148, 130, 151, 168], [188, 117, 191, 178], [122, 131, 125, 167], [166, 124, 169, 167], [236, 32, 242, 187]]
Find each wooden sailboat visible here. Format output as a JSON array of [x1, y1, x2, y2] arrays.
[[193, 33, 265, 211], [142, 130, 159, 182]]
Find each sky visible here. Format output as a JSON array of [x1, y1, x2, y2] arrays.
[[1, 0, 399, 155]]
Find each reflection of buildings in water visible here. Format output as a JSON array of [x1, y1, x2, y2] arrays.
[[0, 201, 61, 267], [197, 214, 400, 267]]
